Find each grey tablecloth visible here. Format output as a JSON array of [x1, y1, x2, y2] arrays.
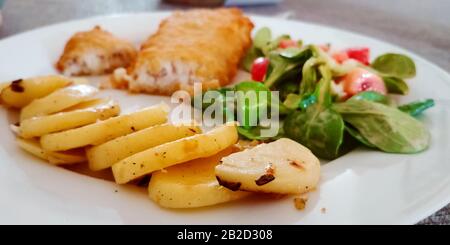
[[0, 0, 449, 225]]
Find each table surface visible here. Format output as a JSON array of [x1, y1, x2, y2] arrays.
[[0, 0, 449, 225]]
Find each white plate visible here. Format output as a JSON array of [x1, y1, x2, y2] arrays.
[[1, 12, 449, 225]]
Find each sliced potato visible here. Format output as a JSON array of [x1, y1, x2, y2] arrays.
[[70, 78, 90, 85], [20, 84, 98, 121], [41, 104, 169, 152], [112, 124, 238, 184], [148, 147, 250, 209], [19, 99, 120, 139], [0, 82, 9, 104], [61, 98, 115, 111], [88, 123, 201, 171], [215, 138, 320, 194], [0, 82, 9, 93], [17, 138, 86, 165], [1, 75, 73, 108]]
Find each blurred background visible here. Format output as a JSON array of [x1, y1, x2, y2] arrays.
[[0, 0, 449, 224], [0, 0, 449, 72]]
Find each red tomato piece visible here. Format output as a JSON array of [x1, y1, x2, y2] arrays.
[[346, 47, 370, 65], [251, 57, 269, 82]]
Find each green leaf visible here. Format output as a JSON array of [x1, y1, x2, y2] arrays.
[[264, 52, 297, 88], [345, 125, 376, 148], [333, 100, 430, 153], [284, 64, 344, 160], [242, 46, 263, 72], [371, 53, 416, 79], [349, 91, 391, 105], [284, 105, 345, 160], [253, 27, 272, 50], [234, 80, 269, 93], [235, 81, 271, 128], [278, 103, 292, 116], [279, 47, 312, 62], [299, 57, 321, 98], [383, 76, 409, 95], [297, 63, 331, 110], [398, 99, 435, 117], [237, 126, 280, 141], [263, 46, 312, 89], [315, 65, 332, 107], [278, 81, 299, 101], [283, 93, 302, 109]]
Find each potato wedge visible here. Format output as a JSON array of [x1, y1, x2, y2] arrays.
[[19, 99, 120, 139], [1, 75, 72, 108], [41, 104, 169, 152], [215, 138, 320, 194], [148, 147, 250, 209], [112, 124, 238, 184], [20, 84, 99, 121], [88, 123, 201, 171], [17, 138, 86, 165]]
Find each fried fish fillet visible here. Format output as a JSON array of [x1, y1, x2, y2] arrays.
[[112, 8, 253, 95], [56, 26, 137, 76]]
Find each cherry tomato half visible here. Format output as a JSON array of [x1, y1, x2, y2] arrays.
[[251, 57, 269, 82], [342, 67, 387, 97]]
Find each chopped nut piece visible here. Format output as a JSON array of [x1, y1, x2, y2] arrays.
[[294, 197, 308, 210], [255, 174, 275, 186], [216, 176, 241, 191]]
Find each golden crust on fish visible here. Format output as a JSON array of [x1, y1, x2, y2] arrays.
[[112, 8, 253, 95], [56, 26, 137, 76]]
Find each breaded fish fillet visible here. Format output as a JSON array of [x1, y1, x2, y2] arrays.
[[112, 8, 253, 95], [56, 26, 137, 76]]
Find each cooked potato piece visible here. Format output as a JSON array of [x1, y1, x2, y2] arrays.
[[19, 99, 120, 139], [17, 138, 86, 165], [0, 82, 8, 104], [1, 75, 73, 108], [0, 82, 9, 93], [148, 147, 250, 209], [215, 138, 320, 194], [70, 78, 90, 85], [112, 124, 238, 184], [20, 84, 98, 121], [41, 104, 169, 152], [88, 123, 201, 171]]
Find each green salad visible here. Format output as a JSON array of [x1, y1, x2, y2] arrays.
[[194, 27, 434, 160]]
